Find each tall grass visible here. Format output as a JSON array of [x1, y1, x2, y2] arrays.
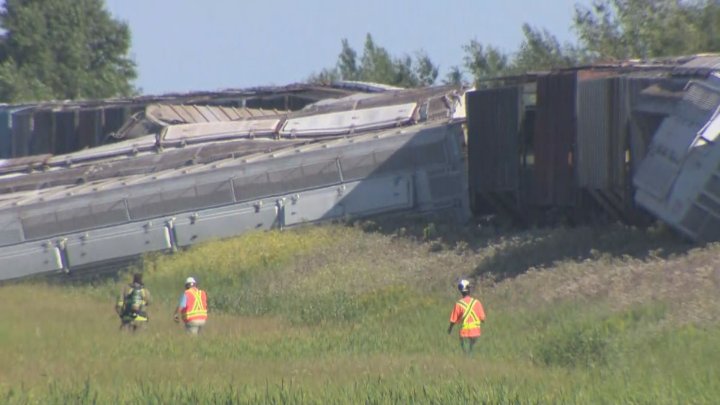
[[3, 223, 719, 404]]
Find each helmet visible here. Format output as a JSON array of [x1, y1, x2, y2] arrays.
[[458, 279, 471, 293], [185, 277, 196, 286]]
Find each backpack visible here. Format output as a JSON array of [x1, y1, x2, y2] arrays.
[[123, 286, 144, 317]]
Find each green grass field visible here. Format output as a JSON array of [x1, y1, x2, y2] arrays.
[[2, 222, 719, 404]]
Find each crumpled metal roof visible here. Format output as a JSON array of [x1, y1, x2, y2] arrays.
[[113, 104, 286, 140], [0, 85, 467, 197]]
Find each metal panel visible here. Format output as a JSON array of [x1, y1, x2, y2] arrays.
[[284, 175, 413, 226], [633, 116, 698, 199], [676, 81, 720, 125], [533, 72, 577, 206], [283, 186, 346, 225], [78, 109, 102, 150], [103, 106, 129, 139], [47, 135, 157, 165], [194, 105, 223, 122], [233, 159, 341, 201], [0, 243, 63, 281], [11, 109, 32, 157], [55, 110, 78, 155], [127, 177, 235, 220], [0, 212, 23, 245], [633, 76, 720, 242], [0, 154, 52, 175], [0, 166, 89, 193], [280, 103, 416, 137], [145, 104, 282, 125], [30, 110, 54, 155], [65, 222, 172, 267], [338, 175, 413, 217], [160, 119, 281, 145], [577, 79, 611, 189], [173, 203, 279, 247], [20, 197, 130, 240], [466, 86, 523, 194], [0, 108, 12, 158], [428, 170, 464, 201]]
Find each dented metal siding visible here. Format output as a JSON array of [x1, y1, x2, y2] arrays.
[[533, 72, 577, 206], [466, 86, 523, 195], [280, 103, 416, 137]]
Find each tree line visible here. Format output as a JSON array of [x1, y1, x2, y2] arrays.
[[310, 0, 720, 88], [1, 0, 719, 103]]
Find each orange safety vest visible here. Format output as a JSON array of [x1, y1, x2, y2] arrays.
[[182, 287, 208, 322], [452, 296, 485, 338]]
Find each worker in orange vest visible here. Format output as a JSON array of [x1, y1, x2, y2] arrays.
[[447, 279, 486, 355], [173, 277, 208, 335]]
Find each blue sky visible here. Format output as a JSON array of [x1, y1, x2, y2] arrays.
[[105, 0, 592, 95]]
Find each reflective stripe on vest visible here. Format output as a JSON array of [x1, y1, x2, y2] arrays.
[[183, 288, 207, 321], [457, 298, 480, 330]]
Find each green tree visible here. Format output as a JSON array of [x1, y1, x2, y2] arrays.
[[463, 24, 581, 87], [512, 24, 578, 73], [443, 66, 465, 86], [573, 0, 720, 60], [0, 0, 137, 102], [463, 40, 510, 87], [415, 51, 439, 87], [306, 68, 341, 86], [338, 38, 359, 81], [358, 34, 397, 84], [308, 33, 440, 88]]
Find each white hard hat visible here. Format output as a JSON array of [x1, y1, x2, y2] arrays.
[[185, 277, 196, 285], [458, 279, 471, 293]]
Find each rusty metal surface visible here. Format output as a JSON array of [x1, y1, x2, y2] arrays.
[[532, 72, 577, 206], [577, 77, 662, 189], [466, 86, 523, 196]]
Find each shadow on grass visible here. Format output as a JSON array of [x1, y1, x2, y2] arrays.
[[352, 211, 698, 282]]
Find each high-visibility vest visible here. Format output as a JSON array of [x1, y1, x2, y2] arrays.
[[457, 298, 481, 331], [182, 287, 207, 322]]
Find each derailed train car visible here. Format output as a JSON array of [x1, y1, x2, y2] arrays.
[[0, 86, 469, 281], [465, 54, 720, 230], [2, 54, 720, 282], [634, 73, 720, 241]]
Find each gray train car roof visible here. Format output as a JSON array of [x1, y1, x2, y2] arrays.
[[0, 119, 469, 280]]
